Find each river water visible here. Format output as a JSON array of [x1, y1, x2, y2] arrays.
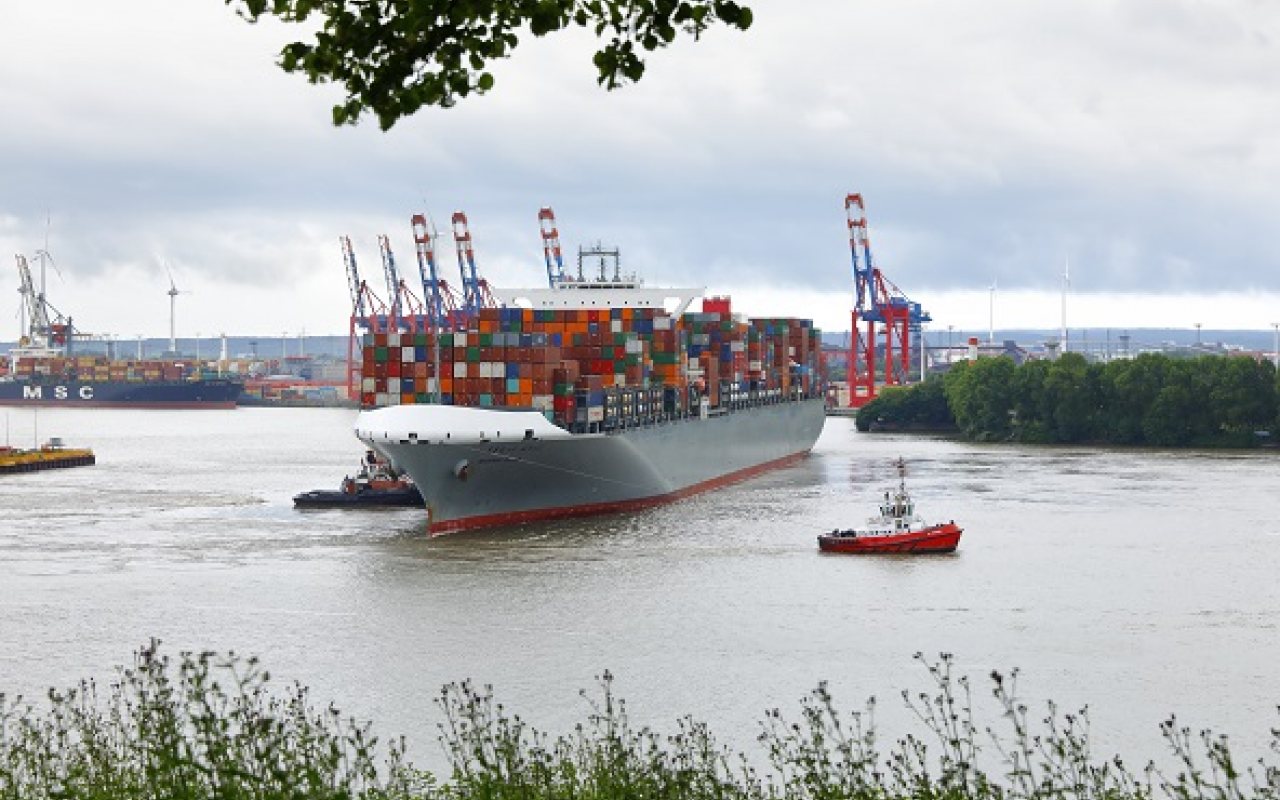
[[1, 407, 1278, 771]]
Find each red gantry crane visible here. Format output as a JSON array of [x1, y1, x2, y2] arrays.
[[539, 206, 566, 288], [845, 193, 931, 408]]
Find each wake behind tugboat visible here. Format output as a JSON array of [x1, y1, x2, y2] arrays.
[[818, 458, 962, 554]]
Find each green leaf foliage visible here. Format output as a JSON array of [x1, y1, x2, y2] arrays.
[[855, 378, 953, 432], [226, 0, 755, 129], [5, 646, 1280, 800], [860, 353, 1280, 447]]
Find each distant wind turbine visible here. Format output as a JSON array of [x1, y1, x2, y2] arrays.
[[1061, 255, 1070, 354], [988, 280, 997, 344], [164, 263, 190, 356]]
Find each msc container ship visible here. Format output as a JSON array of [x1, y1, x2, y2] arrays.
[[355, 242, 827, 534], [2, 253, 242, 409]]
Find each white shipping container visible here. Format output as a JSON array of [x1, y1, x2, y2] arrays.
[[654, 316, 673, 331], [454, 332, 467, 347], [731, 340, 746, 352], [388, 333, 401, 347], [611, 320, 622, 333], [387, 377, 401, 393], [362, 377, 377, 393], [402, 346, 416, 362], [453, 362, 468, 379], [532, 394, 554, 411], [625, 339, 644, 354], [749, 360, 763, 371], [587, 407, 604, 423]]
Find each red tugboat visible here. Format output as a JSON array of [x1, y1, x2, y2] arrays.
[[818, 458, 962, 554]]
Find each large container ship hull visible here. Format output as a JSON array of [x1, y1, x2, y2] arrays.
[[357, 397, 826, 534], [0, 378, 242, 409]]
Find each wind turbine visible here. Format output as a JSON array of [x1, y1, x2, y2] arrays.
[[1060, 255, 1070, 354], [164, 263, 188, 356], [987, 280, 997, 344]]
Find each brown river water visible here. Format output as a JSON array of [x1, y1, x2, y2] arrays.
[[1, 407, 1278, 769]]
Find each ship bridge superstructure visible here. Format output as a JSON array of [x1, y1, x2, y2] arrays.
[[493, 235, 703, 313]]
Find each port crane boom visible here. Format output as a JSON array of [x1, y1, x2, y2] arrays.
[[15, 254, 52, 342], [341, 235, 392, 398], [539, 206, 565, 288], [845, 193, 931, 407], [451, 211, 498, 317], [411, 213, 462, 330], [378, 234, 405, 324]]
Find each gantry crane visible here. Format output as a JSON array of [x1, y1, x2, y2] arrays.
[[377, 233, 405, 324], [410, 213, 462, 331], [538, 206, 566, 288], [342, 235, 391, 397], [378, 234, 430, 332], [845, 193, 931, 407], [14, 253, 74, 353], [451, 211, 498, 316]]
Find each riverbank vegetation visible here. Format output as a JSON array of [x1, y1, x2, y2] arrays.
[[2, 644, 1277, 799], [856, 352, 1279, 446]]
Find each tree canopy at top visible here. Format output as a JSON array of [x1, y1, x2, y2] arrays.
[[228, 0, 755, 129]]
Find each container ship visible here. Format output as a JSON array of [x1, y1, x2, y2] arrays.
[[354, 240, 827, 534], [1, 254, 242, 409]]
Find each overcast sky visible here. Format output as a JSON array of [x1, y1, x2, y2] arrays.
[[2, 0, 1279, 340]]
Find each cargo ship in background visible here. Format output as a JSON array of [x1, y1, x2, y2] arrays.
[[354, 222, 827, 534], [1, 253, 242, 408]]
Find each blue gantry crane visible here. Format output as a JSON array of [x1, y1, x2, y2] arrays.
[[845, 193, 931, 407]]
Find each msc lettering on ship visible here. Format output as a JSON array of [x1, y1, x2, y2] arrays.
[[20, 385, 94, 401]]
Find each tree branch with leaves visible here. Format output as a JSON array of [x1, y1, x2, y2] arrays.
[[228, 0, 754, 129]]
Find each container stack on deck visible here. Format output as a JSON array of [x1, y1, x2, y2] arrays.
[[11, 355, 211, 382], [359, 299, 824, 431]]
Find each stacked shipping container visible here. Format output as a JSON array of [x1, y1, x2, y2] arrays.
[[12, 355, 206, 383], [359, 299, 824, 431]]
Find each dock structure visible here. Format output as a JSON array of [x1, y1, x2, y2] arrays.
[[0, 443, 95, 474]]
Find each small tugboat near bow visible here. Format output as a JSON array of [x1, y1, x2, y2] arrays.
[[817, 458, 962, 554], [293, 451, 423, 508]]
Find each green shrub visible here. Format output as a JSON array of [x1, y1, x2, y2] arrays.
[[4, 647, 1278, 800]]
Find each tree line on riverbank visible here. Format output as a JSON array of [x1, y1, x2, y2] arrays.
[[856, 352, 1280, 446], [2, 644, 1276, 799]]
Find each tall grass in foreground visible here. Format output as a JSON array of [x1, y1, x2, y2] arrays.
[[1, 646, 1277, 800]]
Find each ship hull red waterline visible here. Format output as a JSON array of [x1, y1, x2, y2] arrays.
[[817, 523, 962, 554], [430, 450, 810, 535], [357, 398, 828, 536]]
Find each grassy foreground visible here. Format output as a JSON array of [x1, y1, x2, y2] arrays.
[[1, 644, 1276, 799]]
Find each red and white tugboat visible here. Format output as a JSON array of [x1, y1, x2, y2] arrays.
[[818, 458, 962, 554]]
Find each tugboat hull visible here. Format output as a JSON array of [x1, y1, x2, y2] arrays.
[[292, 486, 423, 508], [817, 523, 962, 554]]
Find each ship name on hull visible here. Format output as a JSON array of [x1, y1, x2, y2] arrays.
[[21, 385, 95, 401]]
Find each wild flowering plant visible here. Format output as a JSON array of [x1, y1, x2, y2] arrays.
[[2, 645, 1278, 800]]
